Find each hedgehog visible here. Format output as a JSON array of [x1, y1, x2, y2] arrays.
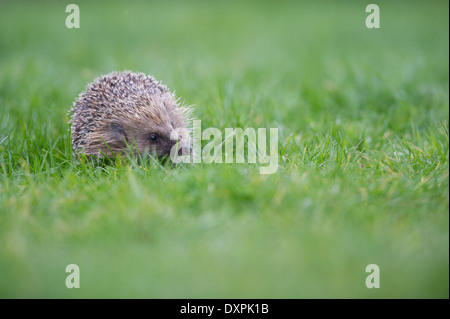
[[69, 71, 192, 161]]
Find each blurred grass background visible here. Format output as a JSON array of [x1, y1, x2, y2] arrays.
[[0, 0, 448, 298]]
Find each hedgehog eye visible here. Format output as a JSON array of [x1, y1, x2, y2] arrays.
[[149, 133, 160, 143]]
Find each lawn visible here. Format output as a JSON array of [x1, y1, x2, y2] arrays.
[[0, 0, 448, 298]]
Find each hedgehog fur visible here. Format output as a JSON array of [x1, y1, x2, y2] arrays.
[[69, 71, 193, 160]]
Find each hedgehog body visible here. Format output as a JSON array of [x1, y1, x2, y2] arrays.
[[70, 71, 191, 160]]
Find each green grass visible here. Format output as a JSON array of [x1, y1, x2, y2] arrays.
[[0, 0, 448, 298]]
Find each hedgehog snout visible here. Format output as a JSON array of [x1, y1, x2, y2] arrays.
[[167, 134, 192, 158], [169, 127, 191, 153], [178, 143, 192, 156], [168, 137, 192, 156]]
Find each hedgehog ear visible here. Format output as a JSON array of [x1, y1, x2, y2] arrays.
[[110, 121, 128, 141]]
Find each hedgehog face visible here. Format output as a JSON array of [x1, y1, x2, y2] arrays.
[[109, 120, 177, 159], [108, 117, 184, 160], [83, 97, 191, 161], [119, 96, 191, 160]]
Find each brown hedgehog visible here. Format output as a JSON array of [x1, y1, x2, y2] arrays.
[[69, 71, 192, 160]]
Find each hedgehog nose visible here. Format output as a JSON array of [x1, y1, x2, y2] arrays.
[[178, 144, 192, 156]]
